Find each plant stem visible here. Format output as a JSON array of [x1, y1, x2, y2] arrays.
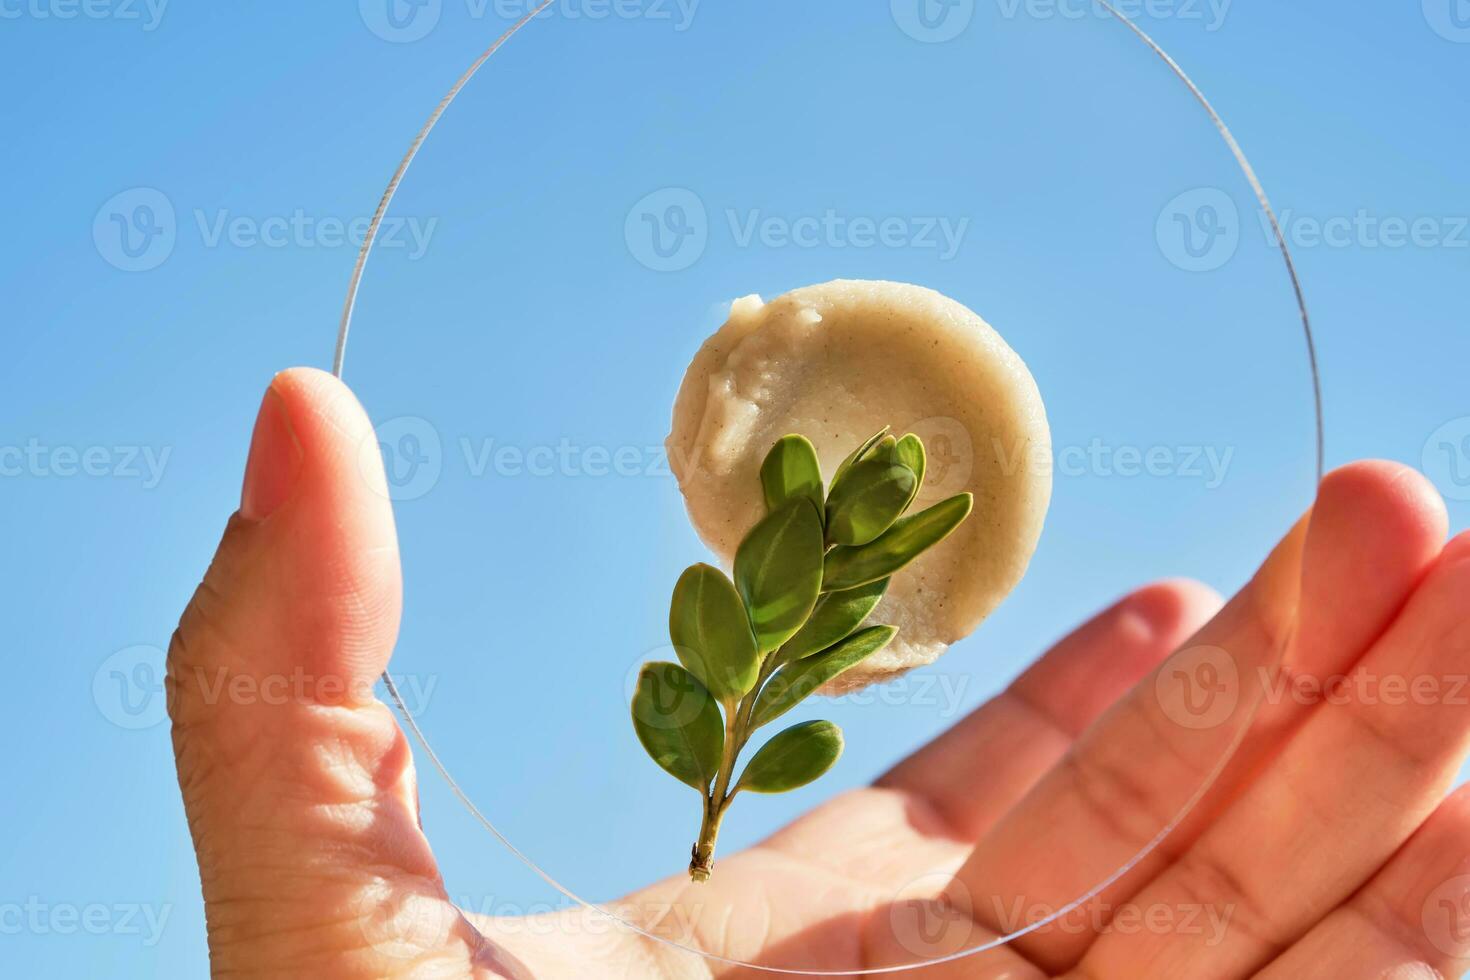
[[688, 654, 783, 882], [690, 700, 742, 882], [688, 800, 723, 883], [733, 653, 779, 754]]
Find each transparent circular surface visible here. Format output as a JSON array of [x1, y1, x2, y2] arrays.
[[338, 2, 1321, 973]]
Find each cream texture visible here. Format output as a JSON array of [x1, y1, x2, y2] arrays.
[[668, 280, 1051, 692]]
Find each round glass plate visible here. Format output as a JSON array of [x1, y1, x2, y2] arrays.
[[337, 2, 1321, 972]]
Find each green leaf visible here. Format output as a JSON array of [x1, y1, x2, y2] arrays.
[[737, 720, 845, 794], [824, 459, 918, 547], [760, 435, 824, 518], [630, 662, 725, 792], [669, 564, 760, 701], [893, 434, 926, 507], [753, 625, 898, 728], [830, 425, 891, 488], [734, 499, 825, 654], [868, 434, 899, 462], [822, 492, 974, 592], [777, 578, 889, 665]]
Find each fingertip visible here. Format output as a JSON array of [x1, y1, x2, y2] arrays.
[[1431, 781, 1470, 830], [270, 364, 346, 394], [1081, 579, 1222, 691], [269, 367, 367, 434], [1314, 460, 1449, 557], [1284, 460, 1450, 676], [1395, 529, 1470, 640], [267, 366, 346, 413], [247, 367, 401, 685], [1438, 529, 1470, 567], [265, 368, 394, 509], [1016, 579, 1223, 734], [1118, 578, 1225, 644], [1306, 459, 1448, 601]]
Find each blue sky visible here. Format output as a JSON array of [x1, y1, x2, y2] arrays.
[[2, 2, 1468, 975]]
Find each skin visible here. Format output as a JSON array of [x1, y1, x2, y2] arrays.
[[171, 367, 1470, 978]]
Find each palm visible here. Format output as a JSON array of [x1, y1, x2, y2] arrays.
[[173, 371, 1470, 979], [477, 480, 1470, 980]]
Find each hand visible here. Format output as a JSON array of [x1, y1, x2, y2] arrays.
[[171, 369, 1470, 979]]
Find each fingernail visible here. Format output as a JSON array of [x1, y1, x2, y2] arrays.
[[240, 383, 301, 521]]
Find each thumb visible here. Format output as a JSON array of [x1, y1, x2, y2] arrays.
[[168, 369, 493, 977]]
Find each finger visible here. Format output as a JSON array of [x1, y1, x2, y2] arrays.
[[877, 579, 1223, 839], [168, 369, 486, 976], [941, 461, 1448, 975], [1069, 530, 1470, 979], [1253, 784, 1470, 980]]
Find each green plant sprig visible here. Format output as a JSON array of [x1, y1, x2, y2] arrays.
[[631, 427, 973, 882]]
